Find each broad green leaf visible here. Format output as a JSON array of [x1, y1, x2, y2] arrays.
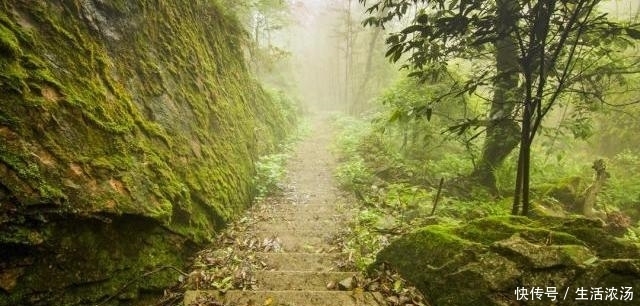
[[385, 43, 402, 58], [362, 16, 379, 27], [386, 35, 399, 44]]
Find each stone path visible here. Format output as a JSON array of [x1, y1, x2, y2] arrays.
[[183, 115, 385, 306]]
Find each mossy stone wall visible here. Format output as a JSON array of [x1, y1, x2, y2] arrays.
[[0, 0, 294, 304]]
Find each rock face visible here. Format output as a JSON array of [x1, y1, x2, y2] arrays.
[[375, 216, 640, 306], [0, 0, 294, 304]]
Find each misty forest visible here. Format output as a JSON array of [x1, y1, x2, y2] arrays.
[[1, 0, 640, 305]]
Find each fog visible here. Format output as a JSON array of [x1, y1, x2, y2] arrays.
[[256, 0, 639, 116], [259, 0, 397, 114]]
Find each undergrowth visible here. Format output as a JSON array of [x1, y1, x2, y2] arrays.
[[332, 111, 481, 270], [252, 115, 311, 199], [332, 109, 640, 271]]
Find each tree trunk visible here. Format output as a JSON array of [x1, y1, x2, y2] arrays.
[[265, 17, 271, 48], [472, 0, 522, 191], [583, 159, 609, 217], [520, 99, 532, 215], [353, 26, 382, 114], [345, 0, 354, 114], [512, 143, 524, 215]]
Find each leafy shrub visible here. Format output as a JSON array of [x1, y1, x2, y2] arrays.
[[335, 156, 374, 191], [253, 153, 289, 198], [252, 116, 310, 199], [424, 152, 475, 180], [601, 150, 640, 217]]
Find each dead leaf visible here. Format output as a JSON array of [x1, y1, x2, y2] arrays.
[[0, 268, 23, 292], [338, 276, 355, 290], [326, 280, 337, 290], [263, 296, 274, 306]]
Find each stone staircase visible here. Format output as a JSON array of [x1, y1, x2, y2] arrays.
[[183, 117, 385, 306], [184, 203, 385, 306]]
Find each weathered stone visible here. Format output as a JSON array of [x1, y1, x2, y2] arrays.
[[573, 259, 640, 287], [375, 216, 640, 306], [491, 235, 594, 269], [431, 252, 520, 306]]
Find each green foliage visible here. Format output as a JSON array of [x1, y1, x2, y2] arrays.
[[362, 0, 640, 93], [361, 0, 640, 215], [424, 153, 475, 180], [333, 115, 379, 192], [601, 151, 640, 214], [493, 143, 592, 195], [490, 141, 640, 224], [333, 114, 498, 272], [0, 2, 299, 304], [253, 152, 289, 198], [0, 22, 22, 58], [346, 218, 384, 270], [263, 87, 299, 136], [591, 69, 640, 156], [231, 0, 293, 77], [335, 156, 373, 191], [624, 224, 640, 243], [333, 115, 372, 156], [437, 196, 511, 220], [369, 76, 481, 181], [253, 115, 308, 199]]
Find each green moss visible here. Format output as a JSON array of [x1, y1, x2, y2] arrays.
[[0, 23, 22, 58], [3, 215, 197, 305], [375, 225, 482, 285], [455, 216, 530, 244], [37, 184, 66, 201], [560, 226, 640, 259], [0, 0, 295, 304], [376, 216, 640, 305], [557, 244, 595, 266], [455, 216, 584, 245], [540, 176, 586, 211]]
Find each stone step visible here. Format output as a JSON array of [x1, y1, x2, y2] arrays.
[[255, 203, 354, 219], [184, 290, 385, 306], [252, 214, 345, 227], [254, 271, 357, 291], [252, 220, 346, 234], [275, 212, 349, 223], [256, 252, 342, 272], [250, 231, 339, 253]]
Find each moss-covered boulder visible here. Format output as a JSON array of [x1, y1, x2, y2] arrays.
[[0, 0, 294, 304], [375, 216, 640, 305], [542, 176, 586, 212]]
